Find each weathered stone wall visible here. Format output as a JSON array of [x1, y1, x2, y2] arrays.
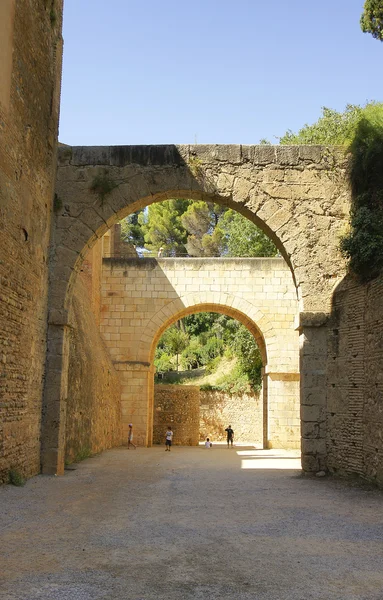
[[199, 390, 263, 444], [65, 255, 122, 464], [153, 385, 199, 446], [326, 274, 383, 486], [0, 1, 63, 482]]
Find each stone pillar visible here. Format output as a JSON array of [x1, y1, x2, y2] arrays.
[[110, 223, 121, 257], [41, 311, 70, 475], [261, 368, 268, 449], [114, 361, 155, 446], [299, 313, 328, 472], [266, 370, 300, 449]]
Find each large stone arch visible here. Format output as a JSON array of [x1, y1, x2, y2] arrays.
[[53, 144, 349, 314], [43, 144, 351, 475]]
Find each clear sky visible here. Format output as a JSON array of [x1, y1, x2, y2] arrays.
[[59, 0, 383, 146]]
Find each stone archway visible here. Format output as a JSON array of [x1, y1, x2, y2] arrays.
[[98, 256, 300, 452], [149, 306, 270, 451], [42, 144, 351, 475]]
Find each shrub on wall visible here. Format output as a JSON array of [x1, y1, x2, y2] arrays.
[[340, 104, 383, 281], [280, 101, 383, 282]]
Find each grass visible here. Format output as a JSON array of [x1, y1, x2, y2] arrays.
[[8, 469, 25, 486]]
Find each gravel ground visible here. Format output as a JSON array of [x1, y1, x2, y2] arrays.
[[1, 446, 383, 600]]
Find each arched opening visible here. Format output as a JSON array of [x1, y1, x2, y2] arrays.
[[150, 308, 268, 450]]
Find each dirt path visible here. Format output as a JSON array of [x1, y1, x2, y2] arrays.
[[1, 447, 383, 599]]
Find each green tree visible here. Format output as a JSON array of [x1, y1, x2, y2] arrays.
[[280, 104, 368, 146], [120, 210, 145, 247], [340, 103, 383, 280], [140, 199, 192, 255], [154, 352, 173, 374], [230, 324, 263, 389], [181, 202, 227, 256], [161, 326, 189, 371], [361, 0, 383, 41], [219, 210, 277, 257], [123, 199, 278, 258]]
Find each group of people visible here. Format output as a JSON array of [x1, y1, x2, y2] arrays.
[[205, 426, 234, 449], [127, 423, 235, 450]]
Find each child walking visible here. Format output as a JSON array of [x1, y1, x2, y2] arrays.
[[165, 426, 173, 451]]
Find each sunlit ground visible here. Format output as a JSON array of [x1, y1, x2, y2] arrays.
[[198, 442, 302, 470], [237, 448, 301, 470]]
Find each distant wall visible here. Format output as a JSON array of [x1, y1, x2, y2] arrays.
[[199, 390, 263, 444], [327, 274, 383, 486], [65, 244, 122, 463], [0, 1, 63, 482], [153, 385, 199, 446]]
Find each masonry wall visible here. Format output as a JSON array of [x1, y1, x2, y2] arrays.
[[199, 390, 263, 444], [0, 1, 63, 482], [326, 274, 383, 486], [153, 385, 199, 446], [65, 247, 123, 464]]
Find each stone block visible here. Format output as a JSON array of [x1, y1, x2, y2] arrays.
[[276, 146, 299, 166]]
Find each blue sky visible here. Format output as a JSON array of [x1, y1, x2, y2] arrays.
[[59, 0, 383, 146]]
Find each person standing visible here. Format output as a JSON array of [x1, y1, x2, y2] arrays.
[[165, 426, 173, 451], [225, 425, 234, 448], [127, 423, 136, 449]]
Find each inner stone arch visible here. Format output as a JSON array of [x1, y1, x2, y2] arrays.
[[99, 256, 300, 451], [147, 304, 270, 450]]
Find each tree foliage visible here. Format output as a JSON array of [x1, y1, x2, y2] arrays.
[[159, 326, 189, 371], [280, 104, 371, 146], [340, 103, 383, 280], [181, 201, 227, 256], [120, 210, 145, 247], [122, 201, 277, 258], [220, 210, 277, 257], [361, 0, 383, 41], [139, 199, 192, 255], [155, 313, 263, 393]]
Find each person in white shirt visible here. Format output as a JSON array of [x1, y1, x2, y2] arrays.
[[205, 438, 212, 448], [165, 426, 173, 451]]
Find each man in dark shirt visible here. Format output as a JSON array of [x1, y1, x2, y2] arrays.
[[225, 425, 234, 448]]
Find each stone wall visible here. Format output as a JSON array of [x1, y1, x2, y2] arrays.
[[153, 385, 200, 446], [0, 1, 63, 482], [326, 274, 383, 486], [199, 390, 263, 444], [65, 250, 122, 464]]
